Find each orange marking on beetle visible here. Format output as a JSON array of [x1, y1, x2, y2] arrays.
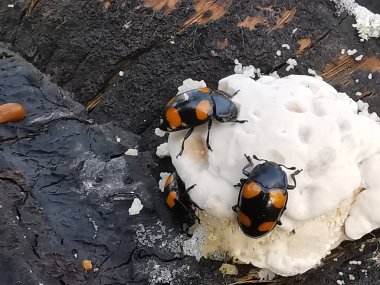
[[238, 211, 252, 227], [164, 174, 174, 188], [195, 100, 212, 121], [166, 191, 177, 208], [242, 182, 261, 199], [0, 103, 26, 124], [258, 221, 276, 232], [166, 107, 182, 129], [269, 189, 287, 208], [197, 87, 212, 94]]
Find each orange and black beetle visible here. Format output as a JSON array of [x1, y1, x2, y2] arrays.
[[163, 171, 199, 229], [159, 87, 246, 157], [233, 155, 302, 238]]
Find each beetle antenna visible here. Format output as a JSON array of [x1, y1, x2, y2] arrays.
[[252, 155, 268, 163], [278, 164, 297, 170], [244, 154, 252, 163]]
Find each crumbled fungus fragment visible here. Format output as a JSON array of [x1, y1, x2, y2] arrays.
[[82, 259, 93, 272], [0, 103, 26, 124], [219, 263, 238, 276], [129, 198, 143, 215]]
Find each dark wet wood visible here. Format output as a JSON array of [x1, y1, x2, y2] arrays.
[[0, 0, 380, 284]]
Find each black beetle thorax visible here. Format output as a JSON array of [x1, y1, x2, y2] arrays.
[[250, 163, 287, 189]]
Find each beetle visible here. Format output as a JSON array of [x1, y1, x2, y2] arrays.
[[233, 154, 302, 238], [159, 87, 246, 158], [163, 171, 200, 229]]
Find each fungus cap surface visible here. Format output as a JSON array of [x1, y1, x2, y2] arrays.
[[168, 74, 380, 275]]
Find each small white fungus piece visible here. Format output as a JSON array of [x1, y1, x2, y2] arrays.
[[159, 172, 171, 192], [125, 148, 138, 156], [355, 55, 363, 61], [368, 73, 373, 80], [8, 4, 14, 7], [347, 49, 357, 55], [155, 128, 166, 137], [123, 21, 132, 29], [156, 142, 169, 158], [307, 68, 316, 75], [356, 79, 360, 83], [234, 59, 261, 78], [292, 28, 298, 34], [116, 136, 121, 142], [269, 71, 280, 79], [276, 50, 282, 56], [119, 71, 124, 76], [258, 269, 276, 281], [282, 44, 290, 49], [349, 274, 355, 281], [177, 78, 206, 94], [129, 198, 143, 215], [285, 58, 297, 71], [341, 49, 346, 54], [308, 68, 323, 81], [219, 264, 238, 275], [337, 280, 345, 285], [356, 92, 362, 96]]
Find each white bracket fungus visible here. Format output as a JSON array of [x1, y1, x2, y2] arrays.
[[163, 71, 380, 276]]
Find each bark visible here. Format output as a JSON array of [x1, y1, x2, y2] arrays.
[[0, 0, 380, 284]]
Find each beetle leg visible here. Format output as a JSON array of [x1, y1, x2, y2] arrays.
[[233, 119, 248, 123], [215, 89, 239, 98], [206, 119, 213, 151], [227, 119, 248, 123], [276, 220, 282, 226], [242, 156, 253, 176], [184, 184, 196, 195], [287, 169, 303, 190], [242, 165, 254, 177], [192, 202, 204, 212], [176, 127, 194, 158], [232, 205, 239, 212]]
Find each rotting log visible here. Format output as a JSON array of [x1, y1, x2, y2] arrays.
[[0, 0, 380, 284]]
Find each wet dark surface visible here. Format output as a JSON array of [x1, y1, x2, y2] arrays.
[[0, 49, 205, 285], [0, 0, 380, 284]]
